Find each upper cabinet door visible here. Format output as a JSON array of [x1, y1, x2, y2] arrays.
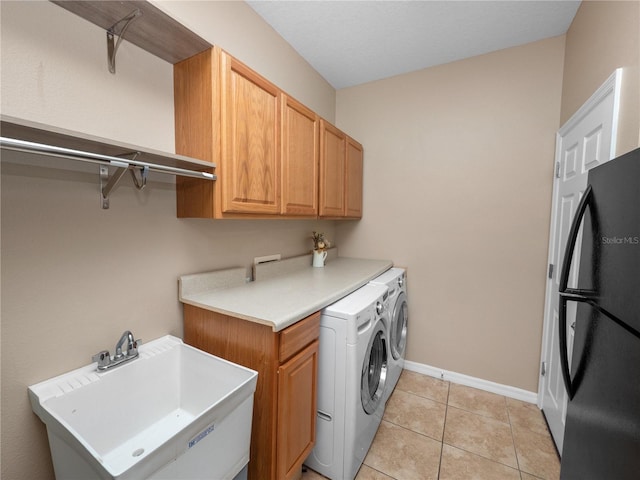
[[345, 137, 363, 218], [282, 96, 319, 216], [221, 52, 281, 214], [319, 120, 346, 217]]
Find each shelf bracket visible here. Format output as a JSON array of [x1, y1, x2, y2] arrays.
[[130, 165, 149, 190], [100, 152, 141, 209], [107, 9, 142, 74]]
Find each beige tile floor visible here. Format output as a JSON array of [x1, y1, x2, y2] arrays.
[[303, 370, 560, 480]]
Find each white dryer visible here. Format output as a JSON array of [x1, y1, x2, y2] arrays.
[[305, 283, 390, 480], [369, 268, 408, 404]]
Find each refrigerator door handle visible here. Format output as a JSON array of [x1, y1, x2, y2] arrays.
[[559, 185, 593, 293], [558, 185, 593, 400], [558, 293, 592, 399]]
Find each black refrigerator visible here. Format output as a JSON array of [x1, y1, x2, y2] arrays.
[[558, 147, 640, 479]]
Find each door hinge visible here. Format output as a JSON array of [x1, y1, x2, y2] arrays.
[[548, 263, 554, 279], [541, 361, 547, 377], [555, 161, 561, 179]]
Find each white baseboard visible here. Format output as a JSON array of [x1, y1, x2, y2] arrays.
[[403, 360, 538, 404]]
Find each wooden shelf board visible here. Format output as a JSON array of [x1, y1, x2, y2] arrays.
[[50, 0, 212, 64], [1, 115, 214, 172]]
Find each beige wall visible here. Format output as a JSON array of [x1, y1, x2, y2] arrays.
[[153, 0, 336, 121], [561, 1, 640, 156], [0, 2, 335, 479], [335, 36, 566, 392]]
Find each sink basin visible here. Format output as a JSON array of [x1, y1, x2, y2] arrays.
[[28, 335, 257, 480]]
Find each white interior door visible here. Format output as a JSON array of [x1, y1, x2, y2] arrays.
[[539, 70, 621, 454]]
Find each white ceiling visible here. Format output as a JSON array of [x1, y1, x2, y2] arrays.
[[247, 0, 581, 89]]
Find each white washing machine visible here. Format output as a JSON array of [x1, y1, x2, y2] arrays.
[[305, 283, 390, 480], [369, 268, 408, 404]]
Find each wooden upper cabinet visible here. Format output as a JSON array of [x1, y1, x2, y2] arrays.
[[282, 96, 319, 216], [174, 47, 281, 217], [319, 120, 346, 217], [174, 47, 361, 219], [221, 52, 281, 214], [345, 137, 364, 218]]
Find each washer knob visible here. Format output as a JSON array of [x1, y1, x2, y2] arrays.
[[376, 301, 384, 315], [397, 276, 404, 288]]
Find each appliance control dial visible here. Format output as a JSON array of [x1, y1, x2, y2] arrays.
[[376, 301, 384, 315]]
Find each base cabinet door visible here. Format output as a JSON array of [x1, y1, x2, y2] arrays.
[[277, 340, 319, 480]]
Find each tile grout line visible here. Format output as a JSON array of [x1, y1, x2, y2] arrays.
[[436, 381, 451, 479], [505, 396, 525, 478], [377, 419, 443, 447], [440, 440, 525, 473], [445, 403, 511, 424], [394, 387, 449, 406]]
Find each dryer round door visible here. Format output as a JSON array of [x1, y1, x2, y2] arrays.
[[361, 319, 388, 415], [391, 291, 408, 361]]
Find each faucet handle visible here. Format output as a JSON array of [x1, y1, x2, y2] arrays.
[[127, 339, 142, 357], [92, 350, 111, 369]]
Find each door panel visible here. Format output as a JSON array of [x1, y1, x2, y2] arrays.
[[545, 188, 582, 452], [345, 138, 363, 218], [319, 121, 346, 217], [221, 52, 281, 214], [282, 96, 318, 216], [277, 340, 319, 480], [540, 70, 620, 454]]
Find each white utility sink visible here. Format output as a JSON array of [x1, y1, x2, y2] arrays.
[[28, 335, 258, 480]]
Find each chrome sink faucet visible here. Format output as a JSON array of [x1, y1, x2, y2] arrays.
[[114, 330, 137, 360], [92, 330, 142, 371]]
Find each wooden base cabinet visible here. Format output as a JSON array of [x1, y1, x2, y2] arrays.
[[183, 305, 320, 480]]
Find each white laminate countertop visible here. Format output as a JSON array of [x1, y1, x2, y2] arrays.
[[179, 257, 393, 332]]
